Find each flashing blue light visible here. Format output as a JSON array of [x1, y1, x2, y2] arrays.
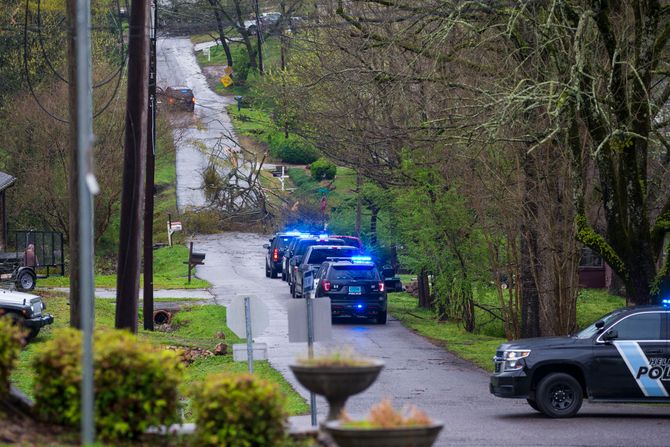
[[356, 304, 364, 309], [285, 230, 303, 236], [351, 256, 372, 263], [662, 298, 670, 306], [318, 233, 329, 240]]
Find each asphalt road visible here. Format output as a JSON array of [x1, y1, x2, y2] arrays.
[[193, 232, 670, 447], [157, 37, 240, 211]]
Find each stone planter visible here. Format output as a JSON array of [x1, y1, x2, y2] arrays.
[[322, 420, 444, 447], [289, 360, 384, 421]]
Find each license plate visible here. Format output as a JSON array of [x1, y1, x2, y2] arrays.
[[348, 286, 362, 295]]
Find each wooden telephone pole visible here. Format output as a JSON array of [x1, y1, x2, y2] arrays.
[[116, 0, 150, 332]]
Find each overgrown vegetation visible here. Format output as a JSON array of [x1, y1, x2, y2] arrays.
[[12, 292, 309, 418], [33, 329, 183, 441], [0, 316, 23, 395]]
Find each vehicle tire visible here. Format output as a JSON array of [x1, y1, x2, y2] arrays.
[[7, 312, 38, 340], [16, 270, 36, 291], [265, 262, 271, 278], [281, 270, 286, 281], [526, 398, 541, 412], [377, 311, 387, 325], [290, 282, 295, 298], [270, 267, 278, 279], [535, 373, 583, 418]]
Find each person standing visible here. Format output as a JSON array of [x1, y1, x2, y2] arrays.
[[22, 244, 39, 267]]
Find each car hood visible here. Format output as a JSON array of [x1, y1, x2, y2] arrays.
[[0, 288, 40, 305], [498, 336, 580, 352]]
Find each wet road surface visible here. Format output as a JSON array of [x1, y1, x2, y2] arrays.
[[157, 37, 239, 211], [193, 232, 670, 446]]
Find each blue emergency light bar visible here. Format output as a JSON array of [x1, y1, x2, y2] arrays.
[[285, 230, 303, 236], [351, 256, 372, 263], [662, 298, 670, 306], [356, 304, 365, 309], [318, 234, 329, 240]]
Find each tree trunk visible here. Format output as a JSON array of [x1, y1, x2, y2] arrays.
[[418, 267, 431, 309], [355, 172, 362, 237], [369, 205, 378, 246], [209, 0, 233, 67], [520, 154, 541, 338]]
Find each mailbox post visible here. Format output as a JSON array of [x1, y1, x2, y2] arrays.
[[186, 242, 206, 283]]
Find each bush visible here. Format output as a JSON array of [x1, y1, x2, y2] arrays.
[[192, 373, 288, 447], [33, 329, 183, 441], [310, 158, 337, 181], [0, 316, 24, 394], [267, 133, 319, 164]]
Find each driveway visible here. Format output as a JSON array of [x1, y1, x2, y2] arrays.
[[193, 232, 670, 446]]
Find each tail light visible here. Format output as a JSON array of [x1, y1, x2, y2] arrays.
[[192, 97, 196, 103], [378, 282, 385, 292], [323, 280, 331, 292], [273, 248, 279, 261]]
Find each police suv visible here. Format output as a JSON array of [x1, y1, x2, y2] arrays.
[[490, 305, 670, 418]]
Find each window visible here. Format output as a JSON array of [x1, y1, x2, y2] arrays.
[[329, 265, 379, 280], [308, 248, 359, 264], [610, 313, 663, 340], [579, 247, 603, 267]]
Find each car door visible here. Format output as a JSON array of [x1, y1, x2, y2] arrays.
[[591, 311, 668, 400]]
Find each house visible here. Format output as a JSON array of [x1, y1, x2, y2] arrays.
[[0, 172, 16, 252]]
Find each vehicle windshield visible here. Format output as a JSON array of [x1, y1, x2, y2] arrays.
[[329, 265, 378, 280], [574, 309, 624, 339], [307, 247, 359, 264], [275, 236, 294, 250], [295, 239, 344, 256]]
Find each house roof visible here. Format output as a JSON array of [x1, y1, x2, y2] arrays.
[[0, 172, 16, 192]]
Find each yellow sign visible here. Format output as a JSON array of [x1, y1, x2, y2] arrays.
[[223, 65, 234, 76], [220, 75, 233, 87]]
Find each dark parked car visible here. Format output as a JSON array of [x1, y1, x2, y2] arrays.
[[490, 304, 670, 418], [314, 258, 387, 324], [159, 86, 195, 111], [331, 235, 363, 250], [292, 245, 360, 298], [263, 232, 301, 278]]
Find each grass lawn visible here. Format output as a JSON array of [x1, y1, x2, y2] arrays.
[[287, 166, 357, 208], [388, 289, 626, 372], [12, 291, 308, 417], [37, 245, 209, 289]]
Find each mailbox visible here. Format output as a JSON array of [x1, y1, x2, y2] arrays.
[[185, 242, 206, 283]]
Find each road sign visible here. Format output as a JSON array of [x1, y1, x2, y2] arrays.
[[220, 75, 233, 87], [223, 65, 234, 75], [169, 221, 182, 231], [288, 298, 332, 343], [227, 295, 269, 338]]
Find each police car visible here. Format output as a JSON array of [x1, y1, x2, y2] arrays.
[[314, 257, 387, 324], [490, 304, 670, 417]]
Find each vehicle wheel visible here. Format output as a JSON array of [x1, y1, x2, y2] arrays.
[[281, 270, 286, 281], [265, 262, 271, 278], [290, 283, 296, 297], [16, 270, 36, 291], [526, 398, 540, 412], [377, 311, 387, 325], [7, 312, 38, 340], [535, 373, 583, 418], [270, 267, 278, 279]]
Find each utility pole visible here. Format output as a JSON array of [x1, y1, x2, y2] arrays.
[[116, 0, 150, 333], [66, 0, 82, 329], [253, 0, 264, 74], [144, 0, 157, 331]]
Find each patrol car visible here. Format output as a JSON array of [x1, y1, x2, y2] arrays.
[[490, 304, 670, 418], [314, 257, 387, 324]]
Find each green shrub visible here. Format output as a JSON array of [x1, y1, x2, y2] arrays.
[[0, 316, 24, 394], [267, 133, 319, 164], [192, 373, 288, 447], [33, 329, 183, 441], [310, 158, 337, 181]]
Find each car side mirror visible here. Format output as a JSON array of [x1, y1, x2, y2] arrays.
[[263, 243, 270, 249], [294, 256, 303, 264], [595, 320, 605, 329], [300, 264, 310, 272], [602, 329, 618, 342]]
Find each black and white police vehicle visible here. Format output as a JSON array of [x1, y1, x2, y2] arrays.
[[314, 256, 388, 324], [292, 245, 360, 298], [490, 303, 670, 417]]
